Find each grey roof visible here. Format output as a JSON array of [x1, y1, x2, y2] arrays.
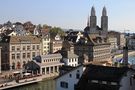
[[76, 64, 130, 90], [41, 53, 62, 59], [67, 53, 78, 58]]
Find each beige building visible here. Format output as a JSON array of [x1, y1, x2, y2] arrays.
[[41, 34, 50, 55], [50, 34, 63, 53], [108, 31, 126, 49], [0, 35, 41, 70], [26, 53, 64, 77], [74, 36, 111, 65]]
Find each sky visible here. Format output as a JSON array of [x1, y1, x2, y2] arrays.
[[0, 0, 135, 32]]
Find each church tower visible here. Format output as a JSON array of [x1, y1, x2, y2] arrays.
[[101, 6, 108, 35], [90, 6, 97, 29]]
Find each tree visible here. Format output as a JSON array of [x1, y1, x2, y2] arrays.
[[50, 27, 65, 39]]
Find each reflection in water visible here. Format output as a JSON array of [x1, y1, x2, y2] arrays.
[[10, 79, 55, 90]]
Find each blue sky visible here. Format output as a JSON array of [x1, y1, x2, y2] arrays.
[[0, 0, 135, 32]]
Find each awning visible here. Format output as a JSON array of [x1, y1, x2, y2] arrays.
[[13, 71, 20, 74], [24, 73, 31, 76]]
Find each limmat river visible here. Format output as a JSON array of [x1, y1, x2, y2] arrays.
[[10, 79, 56, 90]]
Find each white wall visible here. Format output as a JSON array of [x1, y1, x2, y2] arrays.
[[56, 66, 84, 90], [63, 58, 78, 67]]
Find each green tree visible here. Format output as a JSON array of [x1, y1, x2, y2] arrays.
[[50, 27, 65, 39]]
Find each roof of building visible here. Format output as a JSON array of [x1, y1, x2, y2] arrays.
[[33, 53, 62, 63], [86, 65, 128, 82], [64, 36, 78, 43], [0, 35, 41, 44], [41, 53, 62, 59], [76, 64, 129, 90], [63, 51, 78, 58]]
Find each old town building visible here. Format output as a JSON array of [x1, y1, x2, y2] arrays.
[[26, 53, 64, 78], [108, 31, 126, 49], [0, 35, 41, 70], [62, 41, 79, 67], [50, 34, 63, 53], [74, 6, 111, 65]]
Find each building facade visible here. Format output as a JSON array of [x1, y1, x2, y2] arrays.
[[108, 31, 126, 49], [0, 36, 41, 70], [41, 34, 50, 55], [74, 6, 111, 65], [27, 53, 64, 78], [50, 34, 63, 53], [56, 65, 84, 90], [62, 41, 79, 67], [108, 37, 118, 51]]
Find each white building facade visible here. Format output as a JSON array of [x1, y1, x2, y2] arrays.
[[56, 65, 85, 90], [63, 53, 79, 67]]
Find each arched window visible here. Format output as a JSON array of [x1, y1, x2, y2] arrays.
[[12, 62, 15, 69], [17, 62, 21, 69], [23, 61, 26, 68]]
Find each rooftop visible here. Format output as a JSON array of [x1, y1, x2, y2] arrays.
[[76, 64, 129, 90]]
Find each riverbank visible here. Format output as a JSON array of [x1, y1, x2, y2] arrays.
[[0, 76, 42, 90], [0, 73, 59, 90], [113, 51, 135, 59]]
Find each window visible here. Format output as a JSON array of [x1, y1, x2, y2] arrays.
[[37, 45, 39, 49], [27, 46, 30, 50], [16, 46, 20, 51], [12, 46, 15, 51], [32, 45, 35, 50], [32, 52, 35, 57], [46, 67, 49, 74], [5, 46, 7, 51], [12, 54, 15, 59], [60, 81, 68, 88], [23, 46, 26, 50], [76, 73, 80, 79], [16, 53, 20, 59], [27, 53, 30, 58], [55, 66, 57, 72], [23, 53, 26, 58], [69, 59, 71, 62], [69, 74, 72, 78]]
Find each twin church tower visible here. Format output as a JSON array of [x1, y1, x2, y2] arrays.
[[85, 6, 108, 38]]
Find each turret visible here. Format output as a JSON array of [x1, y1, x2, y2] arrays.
[[90, 6, 97, 29], [91, 6, 96, 16], [102, 6, 107, 16], [101, 6, 108, 37]]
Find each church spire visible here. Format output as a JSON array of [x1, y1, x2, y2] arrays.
[[101, 6, 108, 37], [102, 6, 107, 16], [91, 6, 96, 16]]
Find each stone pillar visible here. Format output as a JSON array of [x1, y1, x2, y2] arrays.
[[57, 66, 59, 73], [53, 66, 55, 73]]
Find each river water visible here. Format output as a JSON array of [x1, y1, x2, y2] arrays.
[[10, 79, 56, 90]]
